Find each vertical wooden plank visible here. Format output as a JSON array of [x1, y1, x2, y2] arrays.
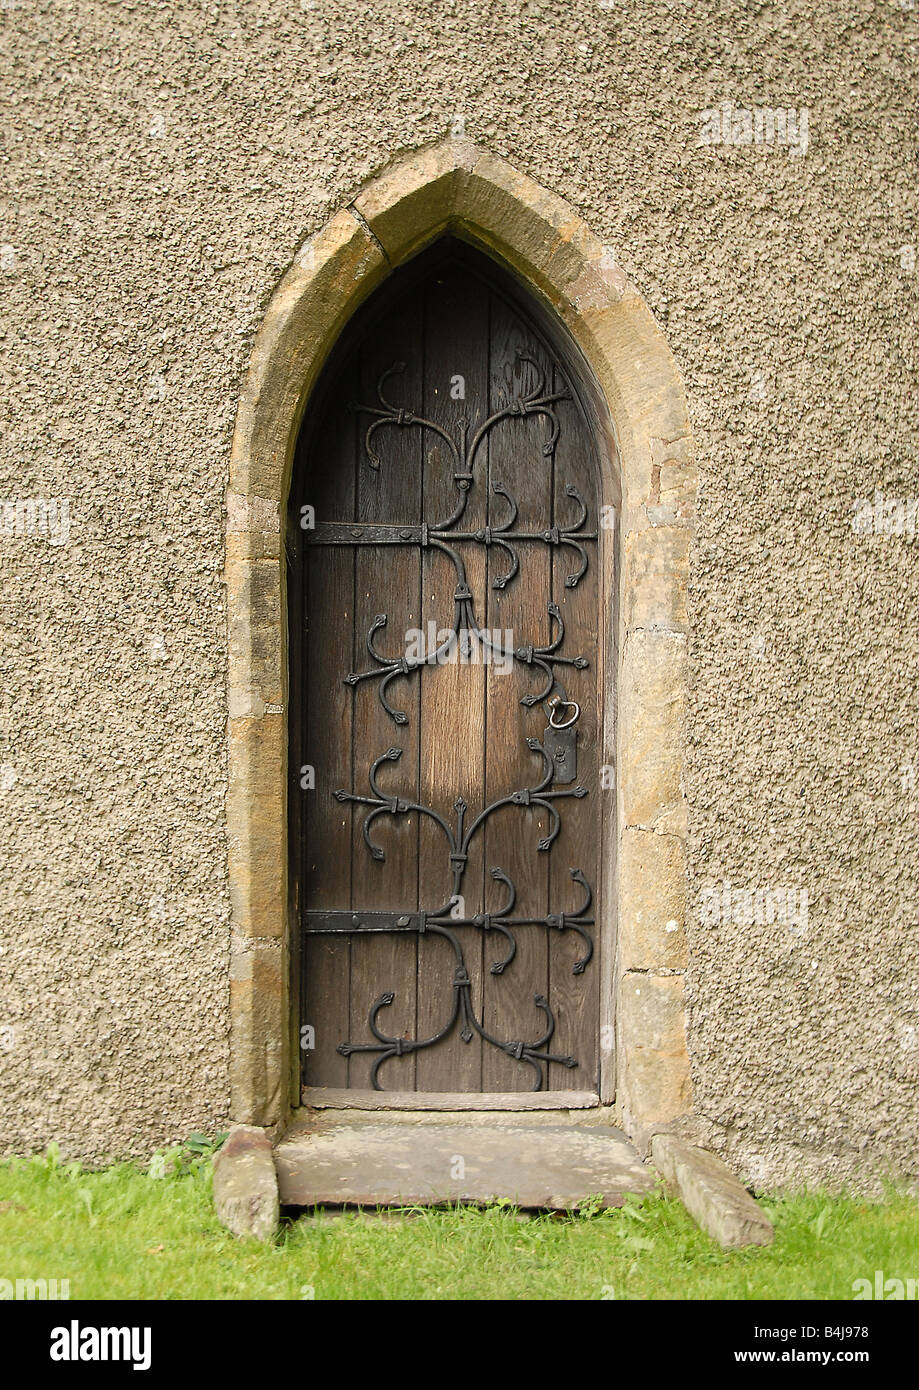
[[481, 292, 554, 1091], [546, 364, 601, 1090], [300, 379, 355, 1087], [415, 263, 489, 1091], [348, 304, 423, 1090]]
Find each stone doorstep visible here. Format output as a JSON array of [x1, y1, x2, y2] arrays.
[[212, 1118, 775, 1250], [273, 1113, 656, 1212]]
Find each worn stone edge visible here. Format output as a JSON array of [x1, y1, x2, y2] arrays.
[[650, 1131, 775, 1248], [212, 1124, 281, 1242]]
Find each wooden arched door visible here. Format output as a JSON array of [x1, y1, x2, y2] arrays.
[[289, 241, 602, 1100]]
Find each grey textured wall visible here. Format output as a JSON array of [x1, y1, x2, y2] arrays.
[[1, 0, 917, 1187]]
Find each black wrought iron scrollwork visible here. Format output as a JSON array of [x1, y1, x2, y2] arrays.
[[352, 355, 566, 493], [338, 963, 577, 1094], [305, 354, 599, 1090], [325, 866, 594, 1091], [343, 598, 587, 724], [332, 360, 597, 723], [334, 735, 587, 908]]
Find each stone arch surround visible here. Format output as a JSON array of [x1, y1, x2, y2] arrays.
[[225, 139, 696, 1144]]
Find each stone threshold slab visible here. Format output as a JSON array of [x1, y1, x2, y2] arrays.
[[275, 1114, 655, 1211]]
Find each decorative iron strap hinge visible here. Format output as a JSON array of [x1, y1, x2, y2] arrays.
[[303, 909, 425, 933], [309, 522, 428, 546]]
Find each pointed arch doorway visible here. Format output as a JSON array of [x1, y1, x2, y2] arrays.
[[226, 141, 694, 1144], [291, 240, 605, 1101]]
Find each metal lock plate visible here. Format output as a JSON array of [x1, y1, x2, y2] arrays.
[[544, 722, 577, 783]]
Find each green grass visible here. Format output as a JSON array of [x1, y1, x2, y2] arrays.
[[1, 1139, 917, 1300]]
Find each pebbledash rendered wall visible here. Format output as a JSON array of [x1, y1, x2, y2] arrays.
[[0, 0, 917, 1192]]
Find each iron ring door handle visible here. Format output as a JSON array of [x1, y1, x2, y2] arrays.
[[547, 698, 580, 729]]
